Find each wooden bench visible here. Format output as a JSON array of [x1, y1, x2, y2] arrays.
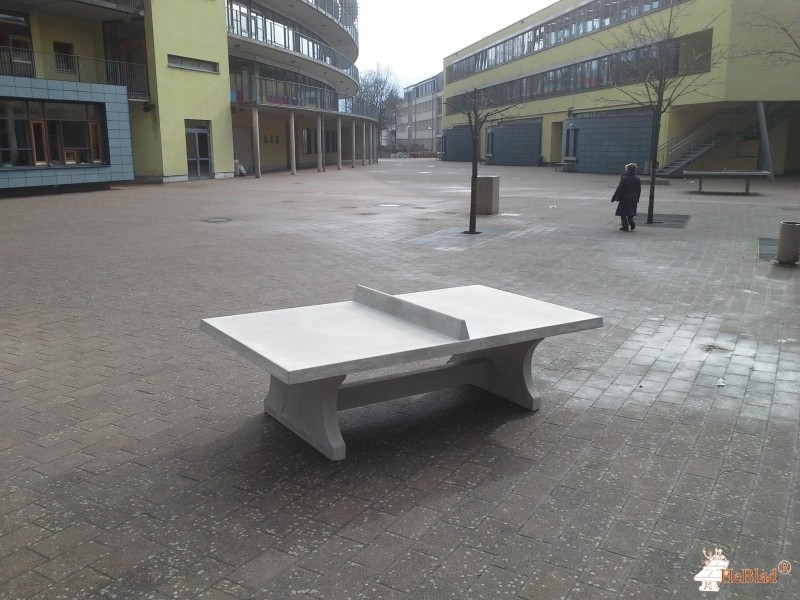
[[201, 285, 603, 460], [683, 170, 771, 194], [555, 157, 577, 172]]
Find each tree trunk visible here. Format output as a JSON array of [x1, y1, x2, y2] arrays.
[[469, 130, 479, 234], [647, 108, 662, 224]]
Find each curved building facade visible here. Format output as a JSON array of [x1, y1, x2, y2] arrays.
[[0, 0, 377, 194]]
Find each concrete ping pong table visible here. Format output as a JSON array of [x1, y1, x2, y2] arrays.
[[201, 285, 603, 460]]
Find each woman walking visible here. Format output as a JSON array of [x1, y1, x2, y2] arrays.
[[611, 163, 641, 231]]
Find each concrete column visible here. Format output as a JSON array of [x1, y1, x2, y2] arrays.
[[289, 110, 297, 175], [367, 122, 373, 165], [337, 118, 342, 170], [251, 107, 261, 178], [361, 121, 366, 166], [756, 101, 775, 181], [373, 123, 378, 164], [317, 114, 323, 172], [351, 119, 356, 168]]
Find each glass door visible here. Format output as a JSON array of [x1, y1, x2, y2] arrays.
[[185, 127, 211, 179]]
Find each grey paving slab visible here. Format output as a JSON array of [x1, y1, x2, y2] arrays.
[[1, 161, 799, 598]]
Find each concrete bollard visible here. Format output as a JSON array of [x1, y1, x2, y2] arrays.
[[776, 221, 800, 265], [476, 176, 500, 215]]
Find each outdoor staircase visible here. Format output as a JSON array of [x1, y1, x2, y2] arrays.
[[655, 134, 731, 178], [655, 102, 800, 178]]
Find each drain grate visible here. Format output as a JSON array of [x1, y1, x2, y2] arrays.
[[640, 214, 691, 229], [408, 227, 508, 251], [758, 237, 778, 261]]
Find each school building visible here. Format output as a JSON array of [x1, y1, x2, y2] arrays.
[[440, 0, 800, 175], [0, 0, 377, 194]]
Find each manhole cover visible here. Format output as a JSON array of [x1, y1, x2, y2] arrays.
[[202, 217, 232, 223]]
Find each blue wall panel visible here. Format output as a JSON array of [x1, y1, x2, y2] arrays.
[[0, 76, 134, 193]]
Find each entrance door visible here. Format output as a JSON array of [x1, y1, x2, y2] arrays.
[[185, 127, 211, 179]]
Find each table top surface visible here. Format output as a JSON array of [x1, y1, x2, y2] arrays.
[[201, 285, 603, 384]]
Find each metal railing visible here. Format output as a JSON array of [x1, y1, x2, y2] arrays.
[[298, 0, 358, 45], [232, 75, 378, 121], [338, 96, 379, 121], [0, 46, 149, 99], [227, 10, 358, 82], [657, 108, 751, 168], [80, 0, 144, 11]]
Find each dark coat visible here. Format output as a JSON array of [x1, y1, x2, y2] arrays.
[[612, 172, 641, 216]]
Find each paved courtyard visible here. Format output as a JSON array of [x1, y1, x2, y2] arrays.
[[1, 160, 799, 599]]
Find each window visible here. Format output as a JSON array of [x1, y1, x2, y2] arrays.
[[449, 0, 689, 81], [53, 41, 76, 73], [446, 28, 711, 113], [9, 35, 33, 77], [302, 128, 316, 154], [31, 121, 47, 164], [0, 100, 107, 167], [325, 130, 338, 152], [167, 54, 219, 74]]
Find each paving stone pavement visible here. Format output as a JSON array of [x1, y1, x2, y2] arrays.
[[1, 160, 799, 600]]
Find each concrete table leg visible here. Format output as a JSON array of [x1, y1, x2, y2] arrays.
[[264, 374, 347, 460], [449, 339, 543, 411]]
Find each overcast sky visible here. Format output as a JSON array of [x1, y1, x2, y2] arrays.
[[355, 0, 559, 89]]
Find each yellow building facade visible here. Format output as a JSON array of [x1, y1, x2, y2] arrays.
[[442, 0, 800, 175], [0, 0, 377, 194]]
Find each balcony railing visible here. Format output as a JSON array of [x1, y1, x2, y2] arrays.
[[227, 14, 358, 82], [232, 76, 378, 121], [298, 0, 358, 45], [80, 0, 144, 11], [0, 46, 149, 99]]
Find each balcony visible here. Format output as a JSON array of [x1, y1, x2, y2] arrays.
[[0, 46, 149, 99], [228, 28, 359, 96], [301, 0, 358, 42], [226, 1, 359, 94], [231, 76, 378, 121], [90, 0, 144, 10], [21, 0, 144, 20]]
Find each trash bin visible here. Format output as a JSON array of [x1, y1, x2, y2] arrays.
[[476, 176, 500, 215], [777, 221, 800, 265]]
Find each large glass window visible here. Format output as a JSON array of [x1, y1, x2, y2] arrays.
[[447, 29, 713, 114], [451, 0, 688, 81], [0, 99, 108, 168]]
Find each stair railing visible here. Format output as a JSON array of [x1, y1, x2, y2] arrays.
[[657, 107, 753, 170]]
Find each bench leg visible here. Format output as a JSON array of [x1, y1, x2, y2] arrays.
[[264, 374, 347, 460], [449, 340, 543, 411]]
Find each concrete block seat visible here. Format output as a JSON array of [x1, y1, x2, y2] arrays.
[[201, 285, 603, 459]]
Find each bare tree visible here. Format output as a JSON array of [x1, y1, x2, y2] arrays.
[[445, 88, 518, 234], [739, 0, 800, 65], [596, 3, 726, 223], [356, 65, 400, 141], [382, 90, 403, 150]]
